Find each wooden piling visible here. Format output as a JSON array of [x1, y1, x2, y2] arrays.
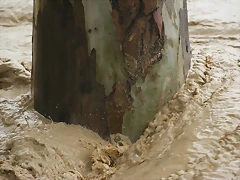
[[32, 0, 191, 142]]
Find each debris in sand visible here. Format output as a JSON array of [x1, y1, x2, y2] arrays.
[[20, 61, 31, 72], [0, 58, 30, 98], [88, 135, 131, 180]]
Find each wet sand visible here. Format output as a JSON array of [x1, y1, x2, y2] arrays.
[[0, 0, 240, 179]]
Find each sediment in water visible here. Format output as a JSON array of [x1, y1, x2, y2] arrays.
[[0, 0, 240, 179]]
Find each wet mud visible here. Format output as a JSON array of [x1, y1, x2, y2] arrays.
[[0, 0, 240, 179]]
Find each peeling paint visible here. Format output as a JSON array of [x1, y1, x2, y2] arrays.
[[122, 0, 189, 141], [82, 0, 127, 96]]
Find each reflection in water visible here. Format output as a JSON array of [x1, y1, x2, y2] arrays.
[[0, 0, 240, 179]]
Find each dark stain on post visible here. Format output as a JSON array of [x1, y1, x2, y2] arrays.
[[33, 0, 109, 139], [180, 0, 191, 78]]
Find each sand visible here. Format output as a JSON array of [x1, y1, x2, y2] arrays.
[[0, 0, 240, 179]]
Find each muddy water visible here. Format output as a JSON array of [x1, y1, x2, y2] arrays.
[[0, 0, 240, 179]]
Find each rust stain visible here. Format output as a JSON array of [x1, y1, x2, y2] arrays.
[[142, 0, 158, 15], [107, 0, 165, 135], [153, 8, 162, 36], [111, 0, 164, 84], [105, 83, 117, 101]]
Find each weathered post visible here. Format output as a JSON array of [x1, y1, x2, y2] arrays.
[[32, 0, 191, 142]]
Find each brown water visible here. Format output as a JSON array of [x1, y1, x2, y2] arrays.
[[0, 0, 240, 179]]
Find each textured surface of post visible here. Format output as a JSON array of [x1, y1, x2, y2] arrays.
[[32, 0, 191, 142]]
